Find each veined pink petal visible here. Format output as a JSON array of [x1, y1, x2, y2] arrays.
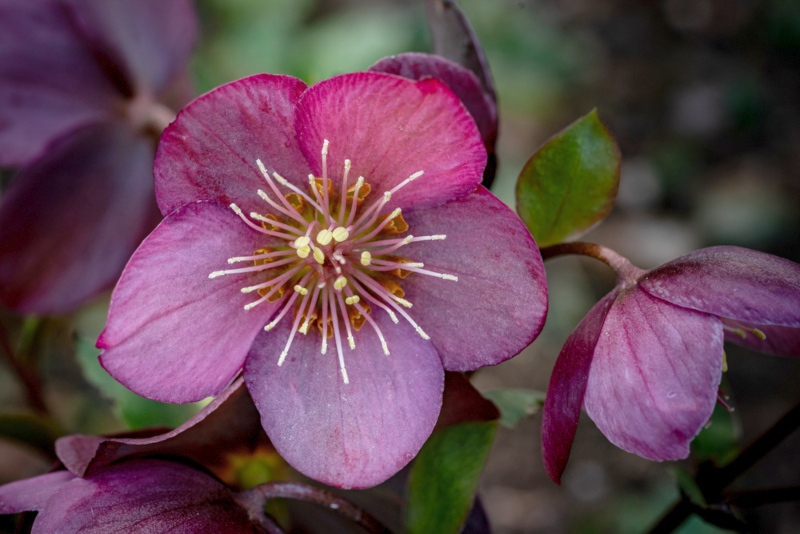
[[723, 320, 800, 357], [640, 246, 800, 328], [0, 0, 118, 166], [294, 72, 485, 212], [155, 74, 309, 216], [401, 186, 547, 370], [32, 460, 258, 533], [0, 123, 158, 314], [64, 0, 197, 94], [99, 202, 280, 403], [244, 315, 444, 489], [584, 288, 723, 462], [369, 52, 497, 149], [0, 471, 74, 514], [542, 291, 617, 484]]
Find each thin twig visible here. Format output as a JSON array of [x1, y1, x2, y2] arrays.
[[238, 481, 392, 534], [648, 400, 800, 533]]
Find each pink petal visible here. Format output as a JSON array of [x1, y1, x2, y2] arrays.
[[640, 246, 800, 327], [0, 123, 158, 314], [723, 320, 800, 357], [99, 202, 281, 403], [64, 0, 197, 94], [56, 378, 265, 477], [584, 288, 723, 462], [244, 315, 444, 489], [400, 187, 547, 370], [0, 471, 74, 514], [541, 291, 617, 484], [294, 72, 486, 212], [155, 74, 309, 216], [369, 52, 498, 149], [33, 460, 258, 533], [0, 0, 117, 165]]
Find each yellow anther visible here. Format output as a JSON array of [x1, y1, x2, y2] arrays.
[[441, 274, 458, 281], [360, 251, 372, 266], [294, 285, 309, 295], [208, 271, 225, 279], [294, 236, 310, 248], [296, 246, 310, 259], [334, 276, 348, 291], [332, 227, 349, 242], [322, 138, 329, 155], [396, 297, 412, 308], [722, 350, 728, 373], [317, 229, 333, 246], [345, 295, 360, 305], [753, 328, 767, 340], [348, 335, 355, 349], [229, 203, 243, 216], [299, 322, 310, 334], [264, 320, 278, 331], [313, 247, 325, 264]]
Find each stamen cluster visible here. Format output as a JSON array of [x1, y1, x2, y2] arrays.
[[209, 140, 457, 383]]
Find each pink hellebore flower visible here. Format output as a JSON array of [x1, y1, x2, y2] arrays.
[[98, 71, 547, 488], [0, 460, 268, 533], [543, 246, 800, 484], [0, 0, 197, 313]]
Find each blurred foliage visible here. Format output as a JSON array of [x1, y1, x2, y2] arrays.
[[483, 388, 545, 429]]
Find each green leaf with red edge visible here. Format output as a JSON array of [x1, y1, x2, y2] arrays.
[[406, 420, 497, 534], [516, 109, 621, 246]]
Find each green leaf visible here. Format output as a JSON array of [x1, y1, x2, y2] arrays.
[[515, 109, 621, 246], [75, 337, 202, 430], [482, 388, 545, 429], [674, 468, 707, 507], [406, 421, 497, 534]]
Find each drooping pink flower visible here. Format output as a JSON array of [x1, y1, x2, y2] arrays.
[[0, 459, 268, 533], [542, 246, 800, 483], [97, 71, 547, 488], [0, 0, 197, 313]]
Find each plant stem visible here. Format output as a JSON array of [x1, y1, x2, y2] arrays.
[[648, 400, 800, 533], [539, 242, 645, 283], [238, 481, 392, 534]]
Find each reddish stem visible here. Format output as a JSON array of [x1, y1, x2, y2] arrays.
[[539, 242, 645, 284], [238, 482, 392, 534]]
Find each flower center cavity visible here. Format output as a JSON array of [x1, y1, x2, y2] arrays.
[[209, 139, 457, 384]]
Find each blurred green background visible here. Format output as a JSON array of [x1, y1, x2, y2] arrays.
[[2, 1, 799, 532]]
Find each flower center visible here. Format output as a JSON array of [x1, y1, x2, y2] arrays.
[[209, 140, 457, 384]]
